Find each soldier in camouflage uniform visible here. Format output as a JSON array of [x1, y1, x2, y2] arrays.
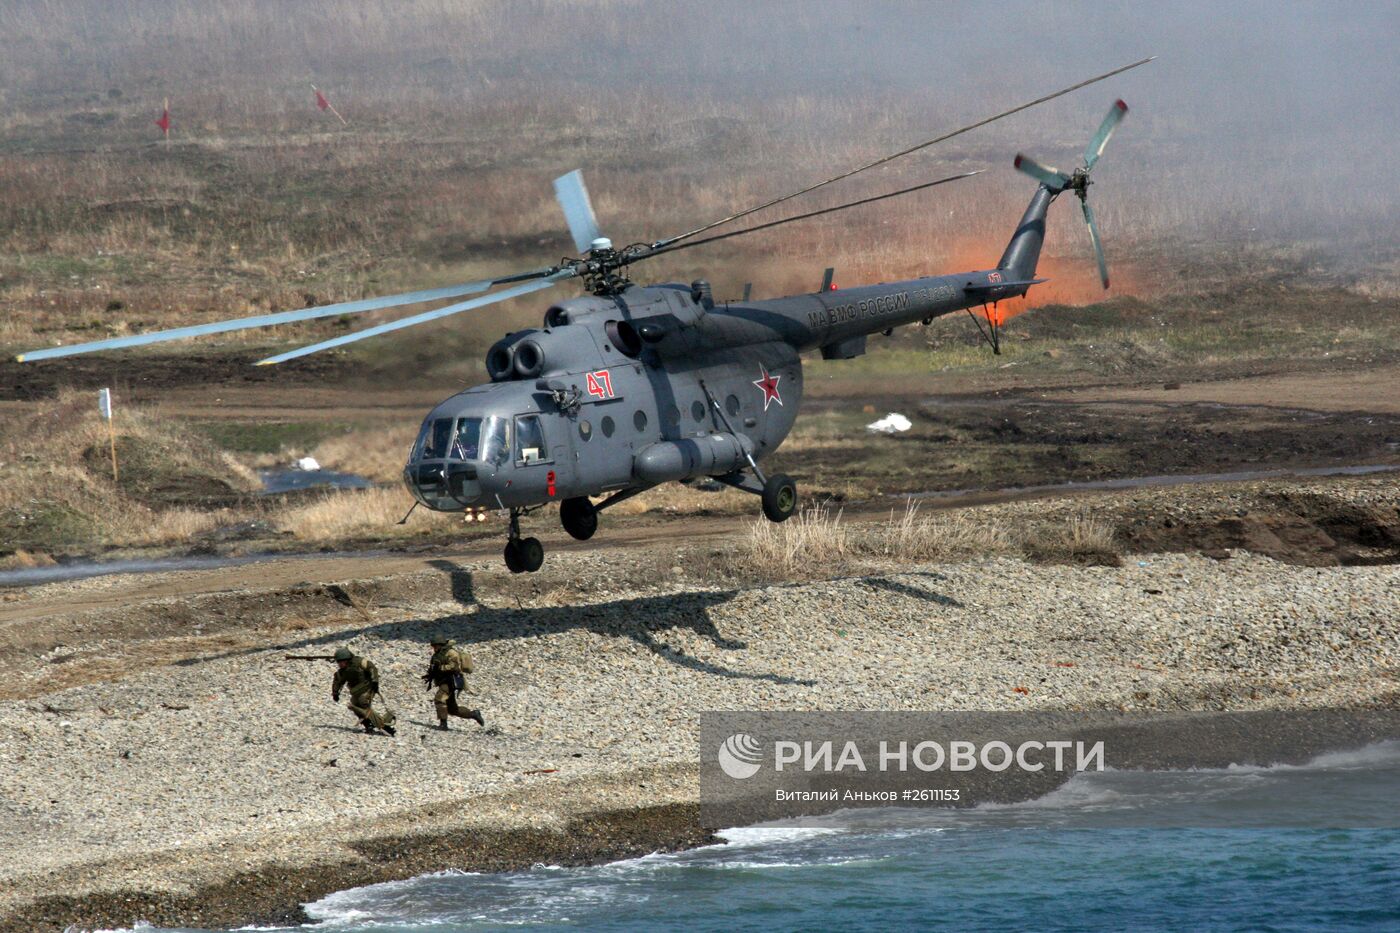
[[423, 636, 485, 730], [332, 646, 397, 736]]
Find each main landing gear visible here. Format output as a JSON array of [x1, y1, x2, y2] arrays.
[[503, 508, 544, 574], [713, 470, 798, 523], [761, 473, 797, 523], [559, 496, 598, 540], [697, 379, 796, 524]]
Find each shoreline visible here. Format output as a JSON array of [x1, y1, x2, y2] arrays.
[[10, 716, 1400, 932], [1, 781, 710, 932]]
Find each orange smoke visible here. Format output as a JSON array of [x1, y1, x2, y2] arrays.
[[932, 236, 1139, 326]]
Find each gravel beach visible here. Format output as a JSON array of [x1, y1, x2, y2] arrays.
[[1, 478, 1398, 931]]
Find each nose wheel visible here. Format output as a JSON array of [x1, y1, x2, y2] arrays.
[[503, 508, 545, 573]]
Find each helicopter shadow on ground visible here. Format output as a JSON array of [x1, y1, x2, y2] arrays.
[[859, 572, 964, 607], [169, 558, 484, 669], [181, 563, 962, 684], [401, 582, 816, 686], [172, 559, 812, 684], [427, 558, 477, 605]]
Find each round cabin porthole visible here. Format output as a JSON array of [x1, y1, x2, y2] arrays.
[[692, 400, 706, 422], [633, 410, 648, 432], [725, 394, 741, 416], [579, 420, 592, 442], [601, 416, 615, 438]]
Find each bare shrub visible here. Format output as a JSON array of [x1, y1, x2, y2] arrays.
[[703, 502, 1118, 582], [864, 502, 1015, 562], [720, 504, 851, 579], [1020, 513, 1121, 566], [0, 549, 56, 570]]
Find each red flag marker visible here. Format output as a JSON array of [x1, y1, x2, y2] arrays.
[[155, 98, 170, 138], [311, 85, 348, 125]]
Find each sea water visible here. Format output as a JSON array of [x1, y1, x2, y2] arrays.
[[144, 744, 1400, 932]]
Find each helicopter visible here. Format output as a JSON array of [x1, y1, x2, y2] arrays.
[[16, 60, 1150, 573]]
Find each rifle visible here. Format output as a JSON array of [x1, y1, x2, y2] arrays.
[[285, 654, 336, 661]]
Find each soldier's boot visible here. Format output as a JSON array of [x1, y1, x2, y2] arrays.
[[438, 718, 450, 731], [468, 709, 485, 727], [383, 723, 397, 736], [363, 722, 379, 735]]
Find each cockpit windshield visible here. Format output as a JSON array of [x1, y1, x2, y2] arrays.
[[416, 418, 454, 460], [452, 418, 482, 459], [413, 415, 509, 463]]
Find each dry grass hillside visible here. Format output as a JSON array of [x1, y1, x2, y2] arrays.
[[2, 2, 1395, 373]]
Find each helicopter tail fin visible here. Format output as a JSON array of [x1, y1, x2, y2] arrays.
[[996, 184, 1055, 283]]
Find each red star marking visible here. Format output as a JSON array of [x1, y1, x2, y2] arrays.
[[753, 367, 782, 411]]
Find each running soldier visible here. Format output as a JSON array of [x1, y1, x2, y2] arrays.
[[423, 636, 485, 730], [331, 646, 397, 736]]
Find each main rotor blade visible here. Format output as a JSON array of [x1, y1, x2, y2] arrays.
[[645, 171, 982, 259], [650, 56, 1154, 250], [1081, 199, 1110, 289], [255, 271, 576, 365], [1013, 154, 1073, 190], [14, 275, 554, 363], [1084, 99, 1129, 170], [553, 170, 601, 254]]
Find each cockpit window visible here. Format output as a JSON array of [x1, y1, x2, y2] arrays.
[[416, 418, 454, 460], [452, 418, 482, 460], [481, 416, 510, 465], [415, 414, 509, 463], [515, 415, 548, 464]]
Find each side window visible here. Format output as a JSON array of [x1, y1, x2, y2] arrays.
[[579, 419, 592, 442], [481, 416, 510, 465], [633, 410, 648, 432], [515, 415, 549, 463], [601, 416, 615, 437]]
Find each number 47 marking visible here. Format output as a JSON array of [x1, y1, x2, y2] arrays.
[[585, 369, 614, 399]]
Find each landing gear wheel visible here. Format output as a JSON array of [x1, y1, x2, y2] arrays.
[[560, 496, 599, 540], [516, 536, 545, 572], [503, 539, 525, 573], [761, 473, 797, 523]]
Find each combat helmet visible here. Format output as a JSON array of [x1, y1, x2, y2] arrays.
[[333, 646, 353, 661], [429, 635, 453, 647]]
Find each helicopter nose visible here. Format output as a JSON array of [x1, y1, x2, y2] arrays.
[[403, 460, 483, 510]]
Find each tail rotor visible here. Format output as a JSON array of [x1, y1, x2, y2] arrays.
[[1014, 99, 1128, 289]]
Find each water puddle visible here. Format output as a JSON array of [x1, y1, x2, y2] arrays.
[[0, 550, 383, 589], [903, 463, 1400, 502], [258, 467, 373, 494]]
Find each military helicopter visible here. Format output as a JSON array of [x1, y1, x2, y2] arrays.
[[17, 60, 1150, 573]]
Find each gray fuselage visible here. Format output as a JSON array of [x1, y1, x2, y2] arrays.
[[403, 257, 1036, 512]]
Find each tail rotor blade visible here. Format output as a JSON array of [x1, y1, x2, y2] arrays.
[[1013, 154, 1072, 190], [1081, 199, 1110, 289], [1084, 99, 1128, 171], [255, 271, 576, 365], [553, 170, 602, 254]]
